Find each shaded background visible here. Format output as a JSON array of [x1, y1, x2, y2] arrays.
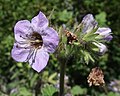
[[0, 0, 120, 95]]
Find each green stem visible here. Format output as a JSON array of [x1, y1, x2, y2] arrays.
[[35, 77, 42, 96], [59, 60, 67, 96], [102, 84, 108, 95]]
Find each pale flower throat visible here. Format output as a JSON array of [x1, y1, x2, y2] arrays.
[[17, 32, 43, 49]]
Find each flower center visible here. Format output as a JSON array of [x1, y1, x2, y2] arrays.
[[29, 32, 43, 48]]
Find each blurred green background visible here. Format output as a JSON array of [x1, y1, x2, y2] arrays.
[[0, 0, 120, 96]]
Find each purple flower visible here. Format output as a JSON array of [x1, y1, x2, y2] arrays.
[[11, 11, 59, 72], [95, 27, 113, 41], [81, 14, 113, 54], [93, 42, 107, 54], [81, 14, 98, 33], [81, 14, 113, 41]]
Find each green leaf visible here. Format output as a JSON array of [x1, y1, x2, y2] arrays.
[[83, 33, 98, 42], [18, 87, 32, 96], [73, 42, 80, 46], [95, 12, 107, 26], [82, 26, 99, 42], [41, 84, 58, 96], [107, 92, 120, 96], [30, 74, 39, 87], [48, 72, 57, 84], [17, 62, 23, 68], [71, 85, 87, 95], [83, 51, 94, 64], [57, 10, 72, 22]]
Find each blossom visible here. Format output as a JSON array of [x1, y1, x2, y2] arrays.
[[81, 14, 98, 33], [93, 42, 107, 54], [81, 14, 112, 54], [11, 11, 59, 72], [95, 27, 113, 41], [82, 14, 113, 41]]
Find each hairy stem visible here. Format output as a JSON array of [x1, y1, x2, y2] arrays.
[[35, 77, 42, 96], [59, 61, 66, 96]]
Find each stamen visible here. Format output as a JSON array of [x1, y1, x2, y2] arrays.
[[18, 31, 43, 64], [30, 40, 43, 43], [28, 32, 43, 48]]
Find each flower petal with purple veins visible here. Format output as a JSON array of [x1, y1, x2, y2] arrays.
[[42, 27, 59, 53], [95, 27, 112, 41], [11, 43, 31, 62], [29, 49, 49, 72], [31, 11, 48, 33], [99, 43, 107, 54], [14, 20, 32, 42], [95, 27, 111, 36], [93, 42, 107, 54], [82, 14, 98, 33], [104, 35, 113, 41]]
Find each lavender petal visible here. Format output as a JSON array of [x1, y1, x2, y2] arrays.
[[95, 27, 111, 36], [14, 20, 32, 42], [11, 43, 31, 62], [82, 14, 98, 33], [31, 11, 48, 33], [93, 42, 107, 54], [29, 49, 49, 72], [42, 27, 59, 53], [104, 35, 113, 41]]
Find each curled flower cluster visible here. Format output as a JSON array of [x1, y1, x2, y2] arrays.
[[11, 12, 59, 72], [87, 67, 105, 86], [65, 14, 112, 55], [81, 14, 112, 54]]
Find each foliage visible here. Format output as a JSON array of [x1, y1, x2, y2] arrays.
[[41, 84, 58, 96], [71, 85, 87, 95]]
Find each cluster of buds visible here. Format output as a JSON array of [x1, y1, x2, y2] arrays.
[[64, 14, 112, 64]]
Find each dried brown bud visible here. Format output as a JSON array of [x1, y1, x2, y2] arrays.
[[64, 30, 78, 44], [87, 67, 105, 86]]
